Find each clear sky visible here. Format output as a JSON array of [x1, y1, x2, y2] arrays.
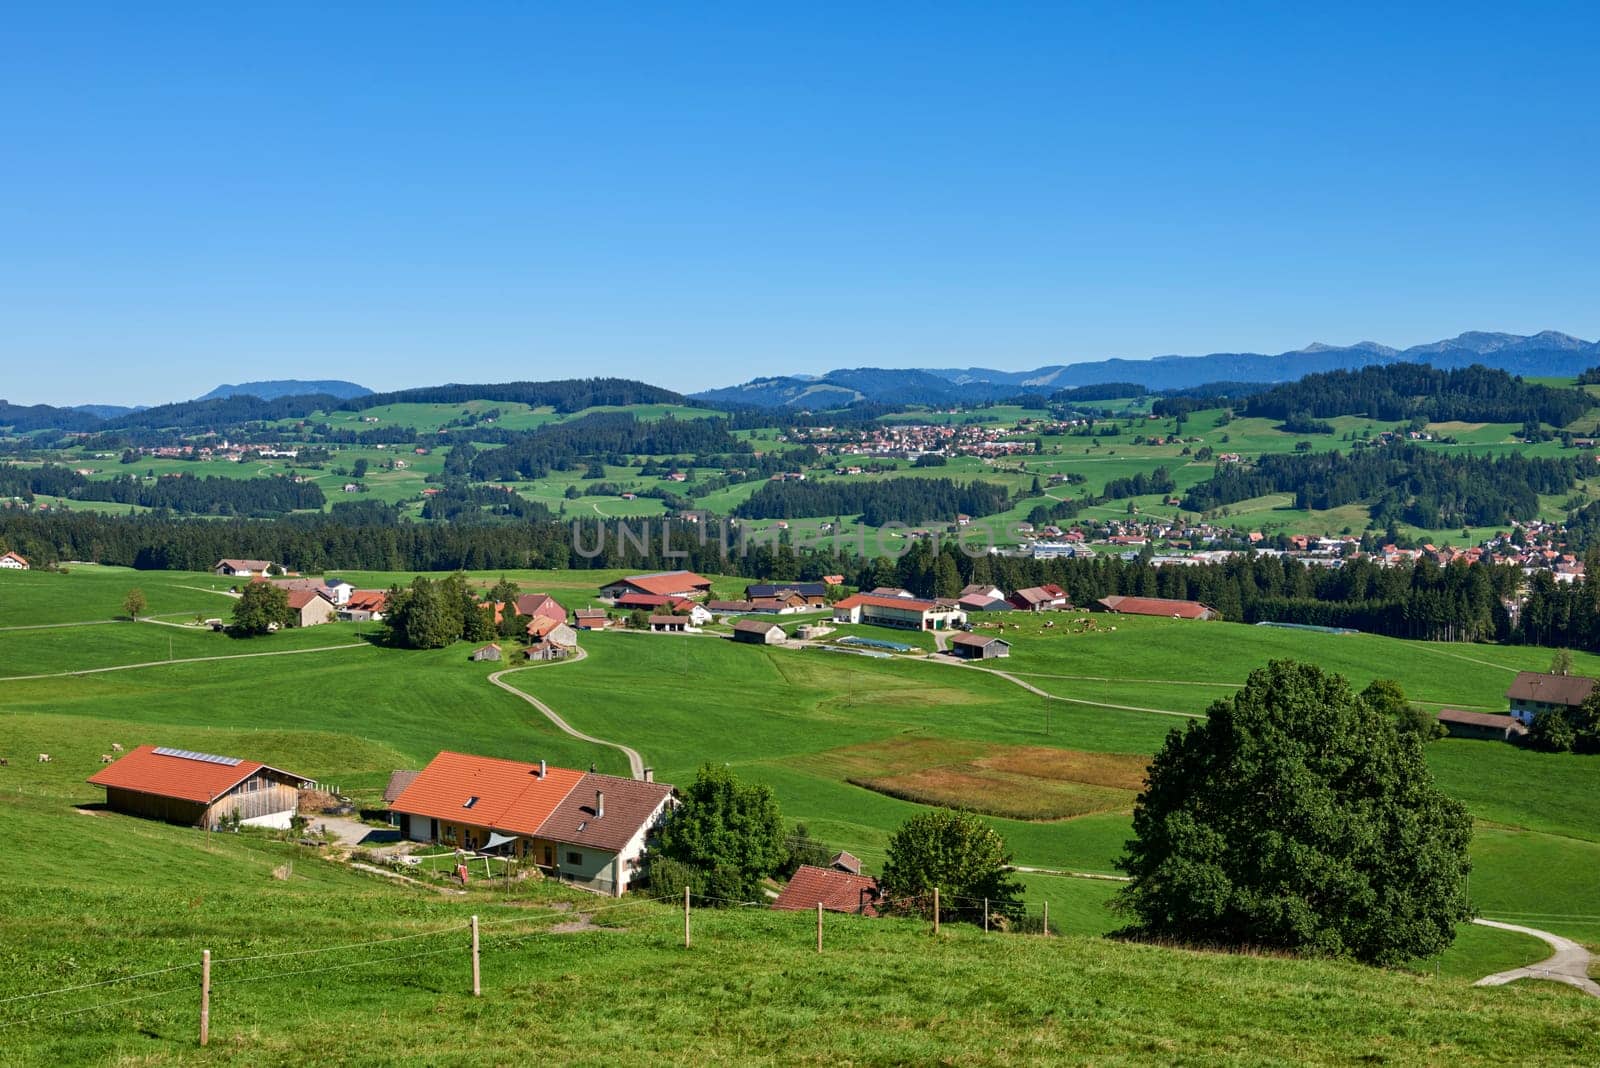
[[3, 3, 1597, 406]]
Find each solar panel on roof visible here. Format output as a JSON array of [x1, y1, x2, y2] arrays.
[[152, 747, 242, 766]]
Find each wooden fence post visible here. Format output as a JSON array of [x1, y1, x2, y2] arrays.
[[199, 949, 210, 1047], [470, 915, 481, 997], [816, 901, 823, 953], [1042, 901, 1049, 936], [983, 897, 989, 933], [933, 887, 940, 937], [684, 886, 691, 948]]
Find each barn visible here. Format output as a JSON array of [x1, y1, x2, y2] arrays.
[[87, 745, 311, 830]]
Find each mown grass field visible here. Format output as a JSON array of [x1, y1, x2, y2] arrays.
[[3, 567, 1599, 1061]]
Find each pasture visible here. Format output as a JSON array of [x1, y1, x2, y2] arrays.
[[2, 565, 1598, 1057]]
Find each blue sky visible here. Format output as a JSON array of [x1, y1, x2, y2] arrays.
[[3, 3, 1597, 405]]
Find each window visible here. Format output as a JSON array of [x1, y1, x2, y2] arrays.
[[463, 796, 478, 809], [566, 851, 583, 866]]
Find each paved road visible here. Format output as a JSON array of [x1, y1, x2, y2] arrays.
[[487, 649, 647, 780], [1472, 918, 1600, 998]]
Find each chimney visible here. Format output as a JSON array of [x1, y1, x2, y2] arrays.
[[643, 767, 654, 783], [538, 759, 546, 779], [595, 790, 605, 819]]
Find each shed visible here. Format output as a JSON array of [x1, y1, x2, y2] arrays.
[[1437, 708, 1528, 742], [471, 643, 502, 662], [947, 632, 1012, 659], [732, 619, 787, 645]]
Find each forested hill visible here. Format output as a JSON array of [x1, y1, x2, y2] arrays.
[[1242, 364, 1593, 426], [336, 378, 686, 414], [1182, 444, 1594, 528], [197, 380, 371, 402], [734, 476, 1013, 526]]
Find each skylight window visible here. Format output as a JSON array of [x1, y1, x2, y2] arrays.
[[463, 796, 478, 809]]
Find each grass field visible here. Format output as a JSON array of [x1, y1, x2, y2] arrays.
[[3, 567, 1599, 1060]]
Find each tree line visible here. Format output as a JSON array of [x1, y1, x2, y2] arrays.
[[733, 477, 1013, 526], [1181, 444, 1591, 528], [0, 464, 325, 516], [1242, 363, 1591, 426]]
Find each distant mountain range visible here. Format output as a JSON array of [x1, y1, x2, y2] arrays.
[[196, 380, 372, 402], [691, 331, 1600, 408]]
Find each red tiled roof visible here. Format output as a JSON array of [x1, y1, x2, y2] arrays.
[[772, 865, 881, 916], [613, 571, 712, 596], [389, 751, 585, 837], [87, 744, 307, 804], [344, 590, 387, 612]]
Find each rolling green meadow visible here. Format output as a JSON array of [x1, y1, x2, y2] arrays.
[[3, 565, 1599, 1061]]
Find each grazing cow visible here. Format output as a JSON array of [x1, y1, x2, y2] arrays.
[[0, 757, 9, 767], [110, 743, 124, 752], [100, 754, 114, 764], [37, 753, 51, 763]]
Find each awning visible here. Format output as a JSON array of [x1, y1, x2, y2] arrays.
[[484, 831, 518, 850]]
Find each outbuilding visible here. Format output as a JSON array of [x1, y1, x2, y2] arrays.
[[88, 745, 311, 830], [947, 632, 1012, 659], [732, 619, 787, 645], [1437, 708, 1528, 742]]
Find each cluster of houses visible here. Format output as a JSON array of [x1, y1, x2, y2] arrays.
[[216, 562, 392, 627], [781, 421, 1040, 460], [85, 745, 674, 897]]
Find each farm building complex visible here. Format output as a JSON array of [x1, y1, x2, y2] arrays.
[[389, 752, 674, 897], [87, 745, 311, 830], [1093, 595, 1217, 620], [599, 570, 713, 601]]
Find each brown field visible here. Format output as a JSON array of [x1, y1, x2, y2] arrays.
[[804, 737, 1150, 821]]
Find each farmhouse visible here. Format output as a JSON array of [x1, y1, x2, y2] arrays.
[[515, 593, 567, 627], [87, 745, 311, 830], [525, 618, 579, 660], [599, 570, 713, 601], [0, 551, 28, 570], [214, 558, 273, 577], [389, 752, 674, 896], [772, 864, 882, 916], [339, 589, 387, 622], [284, 589, 337, 627], [831, 593, 967, 631], [732, 619, 787, 644], [573, 609, 610, 631], [959, 583, 1005, 602], [1093, 595, 1217, 620], [957, 593, 1012, 612], [1437, 708, 1528, 742], [1505, 672, 1597, 726], [947, 632, 1011, 659], [1008, 584, 1071, 612]]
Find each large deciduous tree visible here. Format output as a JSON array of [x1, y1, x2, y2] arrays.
[[230, 581, 291, 636], [657, 764, 786, 904], [879, 809, 1024, 925], [1115, 659, 1472, 965]]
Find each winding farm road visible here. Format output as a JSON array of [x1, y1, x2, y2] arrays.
[[1472, 918, 1600, 998], [487, 650, 647, 780]]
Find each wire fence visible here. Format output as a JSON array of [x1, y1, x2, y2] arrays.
[[0, 886, 1077, 1046]]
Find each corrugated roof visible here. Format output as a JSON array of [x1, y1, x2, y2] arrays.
[[87, 744, 307, 804], [388, 751, 585, 836], [732, 618, 785, 634], [772, 865, 881, 915], [1437, 709, 1526, 733], [949, 632, 1006, 648], [612, 571, 712, 596], [834, 593, 940, 612], [1096, 595, 1213, 619]]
